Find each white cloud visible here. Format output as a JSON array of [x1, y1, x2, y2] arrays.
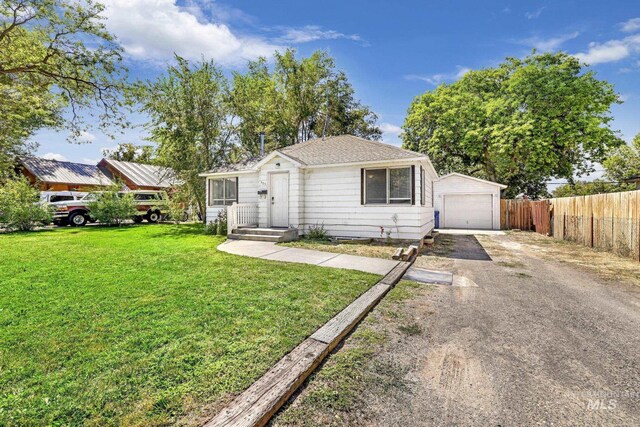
[[520, 32, 580, 51], [276, 25, 363, 44], [102, 0, 281, 65], [77, 131, 97, 143], [42, 153, 68, 162], [574, 34, 640, 65], [405, 66, 471, 86], [620, 17, 640, 33], [379, 123, 402, 135], [525, 7, 545, 20]]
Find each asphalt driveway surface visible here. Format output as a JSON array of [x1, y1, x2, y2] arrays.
[[394, 232, 640, 426]]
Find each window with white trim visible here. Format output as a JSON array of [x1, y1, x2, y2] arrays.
[[364, 167, 412, 205], [208, 178, 237, 206], [420, 166, 426, 206]]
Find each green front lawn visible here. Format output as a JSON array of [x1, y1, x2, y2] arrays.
[[0, 225, 378, 426]]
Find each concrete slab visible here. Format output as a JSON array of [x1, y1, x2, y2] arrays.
[[403, 267, 453, 285], [435, 228, 505, 236], [217, 240, 398, 275], [218, 240, 289, 258], [262, 248, 339, 265], [319, 253, 399, 275]]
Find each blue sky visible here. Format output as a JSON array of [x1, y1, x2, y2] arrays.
[[36, 0, 640, 186]]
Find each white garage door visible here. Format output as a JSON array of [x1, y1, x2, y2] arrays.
[[443, 194, 493, 229]]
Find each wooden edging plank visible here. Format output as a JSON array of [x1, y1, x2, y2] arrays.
[[205, 260, 413, 427], [310, 283, 392, 347]]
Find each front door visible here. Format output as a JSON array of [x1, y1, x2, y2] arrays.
[[270, 172, 289, 228]]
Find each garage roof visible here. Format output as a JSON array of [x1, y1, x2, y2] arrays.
[[99, 159, 178, 188], [436, 173, 507, 189], [21, 157, 114, 186]]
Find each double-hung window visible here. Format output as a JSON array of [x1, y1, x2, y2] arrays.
[[208, 178, 237, 206], [364, 167, 413, 205]]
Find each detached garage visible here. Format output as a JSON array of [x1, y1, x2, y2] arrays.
[[433, 173, 507, 230]]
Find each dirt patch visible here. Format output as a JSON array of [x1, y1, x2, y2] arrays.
[[478, 231, 640, 288], [279, 239, 399, 260], [421, 343, 496, 416], [271, 281, 433, 427]]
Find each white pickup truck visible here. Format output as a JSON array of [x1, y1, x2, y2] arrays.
[[51, 190, 168, 226]]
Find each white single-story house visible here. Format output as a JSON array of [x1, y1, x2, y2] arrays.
[[433, 173, 507, 230], [200, 135, 505, 241]]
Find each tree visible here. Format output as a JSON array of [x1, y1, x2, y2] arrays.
[[0, 0, 128, 178], [86, 186, 136, 226], [0, 175, 51, 230], [134, 56, 233, 219], [230, 49, 381, 156], [603, 132, 640, 183], [552, 179, 634, 198], [402, 52, 623, 198], [102, 143, 155, 163]]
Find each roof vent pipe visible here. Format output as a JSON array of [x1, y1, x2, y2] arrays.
[[259, 131, 265, 156]]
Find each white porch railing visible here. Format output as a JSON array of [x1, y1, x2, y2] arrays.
[[227, 203, 259, 235]]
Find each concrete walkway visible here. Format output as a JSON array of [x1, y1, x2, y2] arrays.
[[435, 228, 506, 235], [218, 240, 398, 275]]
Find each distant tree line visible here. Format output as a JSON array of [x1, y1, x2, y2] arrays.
[[552, 132, 640, 197], [2, 0, 638, 209]]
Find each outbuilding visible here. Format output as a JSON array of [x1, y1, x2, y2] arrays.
[[433, 173, 507, 230]]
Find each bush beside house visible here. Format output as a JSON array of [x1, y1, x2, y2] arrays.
[[0, 177, 52, 231]]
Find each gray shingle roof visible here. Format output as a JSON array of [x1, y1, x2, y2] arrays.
[[205, 157, 263, 173], [100, 159, 177, 188], [21, 157, 114, 186], [201, 135, 427, 175], [278, 135, 426, 166]]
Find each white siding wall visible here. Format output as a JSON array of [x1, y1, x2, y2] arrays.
[[205, 173, 258, 223], [204, 157, 437, 240], [433, 174, 502, 230], [301, 162, 434, 240], [257, 156, 302, 228]]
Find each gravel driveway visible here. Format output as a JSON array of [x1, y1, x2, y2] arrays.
[[274, 231, 640, 426]]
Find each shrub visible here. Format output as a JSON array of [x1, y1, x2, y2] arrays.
[[0, 177, 52, 231], [216, 209, 227, 235], [166, 191, 187, 224], [87, 187, 137, 226], [203, 222, 218, 235], [307, 222, 329, 240]]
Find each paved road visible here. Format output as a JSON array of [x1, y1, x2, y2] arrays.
[[386, 233, 640, 426]]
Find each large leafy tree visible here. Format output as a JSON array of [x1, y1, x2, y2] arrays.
[[0, 0, 127, 179], [102, 143, 155, 163], [603, 132, 640, 183], [134, 56, 233, 219], [230, 49, 381, 156], [402, 52, 623, 198], [552, 179, 634, 197]]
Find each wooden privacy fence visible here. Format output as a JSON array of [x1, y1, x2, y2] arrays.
[[501, 190, 640, 262], [500, 199, 551, 235]]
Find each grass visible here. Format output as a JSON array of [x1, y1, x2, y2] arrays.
[[0, 224, 379, 426], [280, 238, 398, 260]]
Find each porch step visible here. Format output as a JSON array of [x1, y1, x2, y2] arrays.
[[231, 227, 298, 242], [228, 233, 285, 242]]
